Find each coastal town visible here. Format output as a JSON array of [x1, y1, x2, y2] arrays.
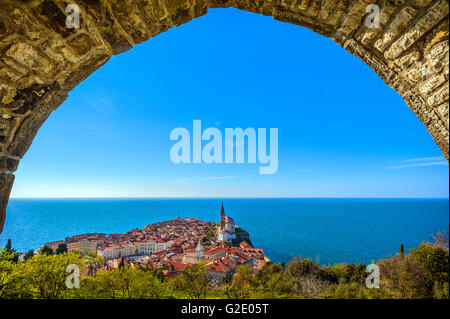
[[38, 203, 268, 282]]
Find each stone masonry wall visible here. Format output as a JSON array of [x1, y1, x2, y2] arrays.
[[0, 0, 448, 232]]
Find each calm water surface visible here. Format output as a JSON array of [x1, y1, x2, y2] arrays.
[[0, 198, 448, 265]]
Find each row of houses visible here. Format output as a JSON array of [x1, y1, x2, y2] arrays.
[[44, 237, 102, 254], [104, 241, 262, 284], [97, 239, 174, 259]]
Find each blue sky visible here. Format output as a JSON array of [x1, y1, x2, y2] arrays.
[[11, 8, 449, 198]]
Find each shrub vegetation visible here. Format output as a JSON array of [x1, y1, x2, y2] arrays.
[[0, 233, 448, 299]]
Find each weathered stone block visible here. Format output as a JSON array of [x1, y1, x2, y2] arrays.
[[77, 0, 134, 55], [0, 118, 12, 136], [41, 39, 78, 67], [61, 52, 110, 91], [110, 0, 152, 44], [0, 63, 22, 83], [68, 32, 98, 56], [334, 0, 375, 41], [374, 6, 418, 52], [0, 3, 50, 42], [436, 102, 449, 128], [7, 88, 68, 158], [0, 18, 15, 41], [319, 0, 338, 22], [36, 0, 75, 38], [418, 74, 446, 95], [0, 172, 14, 233], [0, 157, 19, 172], [5, 42, 56, 80], [427, 82, 449, 107], [359, 1, 398, 45], [165, 0, 195, 26], [0, 83, 17, 105], [414, 0, 433, 7], [384, 0, 448, 60], [138, 0, 175, 37]]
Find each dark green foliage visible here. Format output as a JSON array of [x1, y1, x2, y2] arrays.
[[118, 257, 125, 269], [1, 239, 18, 263], [40, 245, 53, 256], [180, 263, 209, 299], [316, 267, 339, 284], [234, 226, 247, 234], [409, 243, 449, 283], [0, 233, 448, 299], [204, 225, 216, 243], [286, 257, 319, 278], [55, 244, 68, 255], [331, 263, 366, 284], [23, 250, 34, 261], [378, 253, 433, 298], [0, 249, 18, 263], [5, 239, 12, 252]]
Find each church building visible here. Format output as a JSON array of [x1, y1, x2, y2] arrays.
[[218, 202, 236, 241], [183, 240, 205, 264]]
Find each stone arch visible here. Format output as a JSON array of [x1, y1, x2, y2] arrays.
[[0, 0, 448, 232]]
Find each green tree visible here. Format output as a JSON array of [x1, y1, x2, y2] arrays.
[[23, 250, 34, 261], [76, 269, 118, 299], [116, 266, 145, 298], [40, 245, 53, 256], [56, 244, 68, 255], [254, 262, 285, 289], [223, 264, 254, 299], [1, 239, 18, 263], [5, 239, 12, 252], [144, 274, 166, 299], [118, 257, 125, 269], [0, 258, 20, 298], [165, 273, 185, 298], [433, 281, 449, 299], [409, 242, 449, 283], [331, 263, 366, 284], [85, 251, 104, 277], [378, 253, 433, 298], [315, 267, 339, 284], [0, 248, 18, 263], [181, 263, 210, 299], [286, 257, 319, 279], [113, 266, 166, 299], [19, 252, 85, 298]]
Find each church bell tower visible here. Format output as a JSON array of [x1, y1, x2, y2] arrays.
[[220, 202, 225, 230]]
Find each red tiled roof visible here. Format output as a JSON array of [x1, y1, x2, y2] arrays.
[[153, 250, 167, 256], [167, 261, 187, 272], [45, 240, 65, 245], [206, 258, 236, 273], [240, 241, 250, 248], [205, 247, 225, 255]]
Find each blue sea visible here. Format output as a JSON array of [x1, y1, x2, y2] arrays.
[[0, 198, 448, 265]]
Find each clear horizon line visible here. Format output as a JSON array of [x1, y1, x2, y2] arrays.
[[9, 196, 450, 199]]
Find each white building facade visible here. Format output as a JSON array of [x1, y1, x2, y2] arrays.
[[98, 243, 136, 259], [218, 203, 236, 241], [136, 240, 173, 255]]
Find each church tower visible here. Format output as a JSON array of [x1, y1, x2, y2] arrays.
[[195, 240, 204, 262], [220, 202, 225, 230]]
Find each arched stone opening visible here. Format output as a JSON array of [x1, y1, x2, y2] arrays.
[[0, 0, 448, 232]]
